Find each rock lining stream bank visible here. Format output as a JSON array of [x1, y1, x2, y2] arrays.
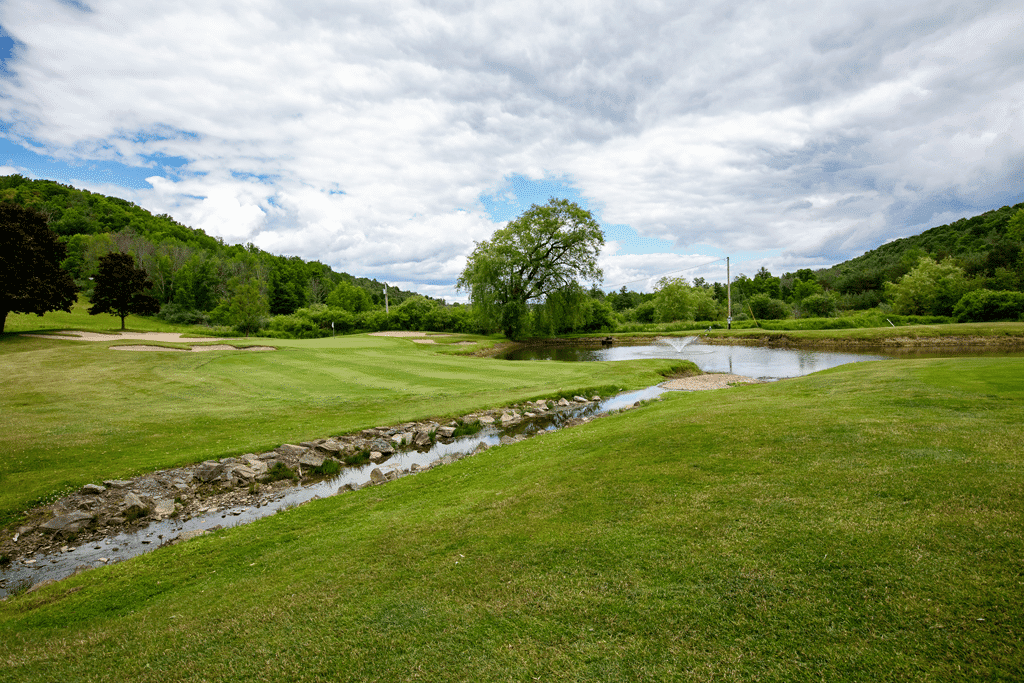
[[1, 387, 676, 597]]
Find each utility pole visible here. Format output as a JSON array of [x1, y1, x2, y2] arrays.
[[727, 256, 732, 330], [383, 284, 389, 314]]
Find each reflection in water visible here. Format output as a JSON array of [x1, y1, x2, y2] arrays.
[[502, 338, 1023, 379], [502, 338, 889, 380]]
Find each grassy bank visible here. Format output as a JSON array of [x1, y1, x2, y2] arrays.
[[0, 330, 678, 526], [1, 357, 1021, 680]]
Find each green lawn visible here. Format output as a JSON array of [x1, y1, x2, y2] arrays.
[[1, 357, 1021, 680], [0, 327, 678, 525]]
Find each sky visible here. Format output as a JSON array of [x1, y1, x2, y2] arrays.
[[0, 0, 1022, 301]]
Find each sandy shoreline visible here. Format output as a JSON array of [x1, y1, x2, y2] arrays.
[[661, 373, 763, 390]]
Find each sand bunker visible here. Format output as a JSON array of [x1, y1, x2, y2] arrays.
[[110, 344, 275, 353], [22, 331, 229, 343], [21, 331, 275, 352], [368, 331, 451, 338], [661, 373, 763, 391]]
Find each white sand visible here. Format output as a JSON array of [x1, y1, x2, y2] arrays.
[[661, 373, 763, 391]]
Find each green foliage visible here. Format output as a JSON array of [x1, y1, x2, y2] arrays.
[[1005, 208, 1024, 242], [224, 277, 270, 335], [326, 280, 374, 313], [264, 462, 297, 482], [885, 257, 970, 316], [88, 252, 160, 329], [450, 418, 484, 439], [343, 449, 372, 466], [533, 282, 615, 335], [800, 291, 838, 318], [654, 277, 692, 322], [0, 202, 78, 333], [953, 289, 1024, 323], [458, 198, 604, 339], [0, 175, 435, 336], [747, 293, 790, 320]]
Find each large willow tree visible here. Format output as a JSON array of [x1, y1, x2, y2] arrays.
[[458, 198, 604, 340]]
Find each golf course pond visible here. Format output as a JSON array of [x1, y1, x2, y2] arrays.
[[500, 336, 1024, 379]]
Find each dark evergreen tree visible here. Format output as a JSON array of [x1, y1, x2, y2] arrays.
[[0, 202, 78, 333], [89, 252, 160, 329]]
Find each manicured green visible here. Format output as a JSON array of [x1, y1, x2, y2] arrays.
[[1, 357, 1021, 681], [0, 318, 678, 525]]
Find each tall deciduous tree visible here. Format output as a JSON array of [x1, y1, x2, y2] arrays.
[[457, 198, 604, 340], [89, 252, 160, 329], [0, 202, 78, 333], [225, 276, 269, 335]]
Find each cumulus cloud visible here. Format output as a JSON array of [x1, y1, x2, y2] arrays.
[[0, 0, 1021, 299]]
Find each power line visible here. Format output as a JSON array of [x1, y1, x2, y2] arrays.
[[601, 256, 728, 291]]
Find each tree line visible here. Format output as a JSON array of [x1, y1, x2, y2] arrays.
[[3, 171, 1023, 338], [0, 175, 473, 336]]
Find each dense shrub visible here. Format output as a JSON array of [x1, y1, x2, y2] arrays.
[[800, 292, 838, 318], [747, 294, 790, 320], [158, 303, 211, 326], [953, 289, 1024, 322]]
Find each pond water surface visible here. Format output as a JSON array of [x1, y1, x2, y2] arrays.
[[501, 337, 1021, 380]]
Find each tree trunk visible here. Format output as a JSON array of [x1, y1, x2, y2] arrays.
[[0, 309, 7, 334], [120, 314, 126, 330]]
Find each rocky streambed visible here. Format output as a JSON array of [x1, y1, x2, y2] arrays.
[[0, 388, 668, 597]]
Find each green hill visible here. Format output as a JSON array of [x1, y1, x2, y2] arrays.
[[0, 174, 428, 316]]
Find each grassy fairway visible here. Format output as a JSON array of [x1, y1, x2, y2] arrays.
[[0, 331, 678, 524], [2, 357, 1022, 681]]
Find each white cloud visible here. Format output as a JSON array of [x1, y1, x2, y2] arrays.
[[0, 0, 1021, 300]]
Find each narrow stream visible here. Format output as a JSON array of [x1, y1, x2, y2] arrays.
[[1, 386, 670, 596]]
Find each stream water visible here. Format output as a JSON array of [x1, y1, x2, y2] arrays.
[[0, 387, 668, 596], [7, 338, 1015, 596]]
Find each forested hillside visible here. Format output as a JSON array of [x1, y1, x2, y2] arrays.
[[819, 202, 1024, 308], [0, 174, 473, 335], [600, 201, 1024, 327]]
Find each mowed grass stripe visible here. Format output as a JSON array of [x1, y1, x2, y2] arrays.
[[1, 357, 1021, 680], [0, 332, 675, 521]]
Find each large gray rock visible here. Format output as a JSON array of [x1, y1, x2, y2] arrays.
[[240, 457, 268, 476], [369, 468, 388, 485], [557, 398, 571, 406], [152, 498, 176, 519], [276, 444, 308, 458], [370, 438, 395, 454], [414, 431, 432, 446], [298, 451, 325, 468], [81, 483, 106, 495], [478, 415, 495, 425], [228, 465, 257, 482], [103, 479, 132, 489], [315, 439, 346, 456], [123, 492, 149, 516], [40, 511, 94, 534], [500, 412, 518, 424], [574, 395, 588, 403], [195, 461, 225, 483], [436, 426, 456, 438]]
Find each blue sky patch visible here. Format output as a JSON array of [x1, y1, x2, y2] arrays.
[[0, 137, 174, 190]]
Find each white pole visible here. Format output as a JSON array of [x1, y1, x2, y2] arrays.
[[727, 256, 732, 330], [383, 285, 389, 314]]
